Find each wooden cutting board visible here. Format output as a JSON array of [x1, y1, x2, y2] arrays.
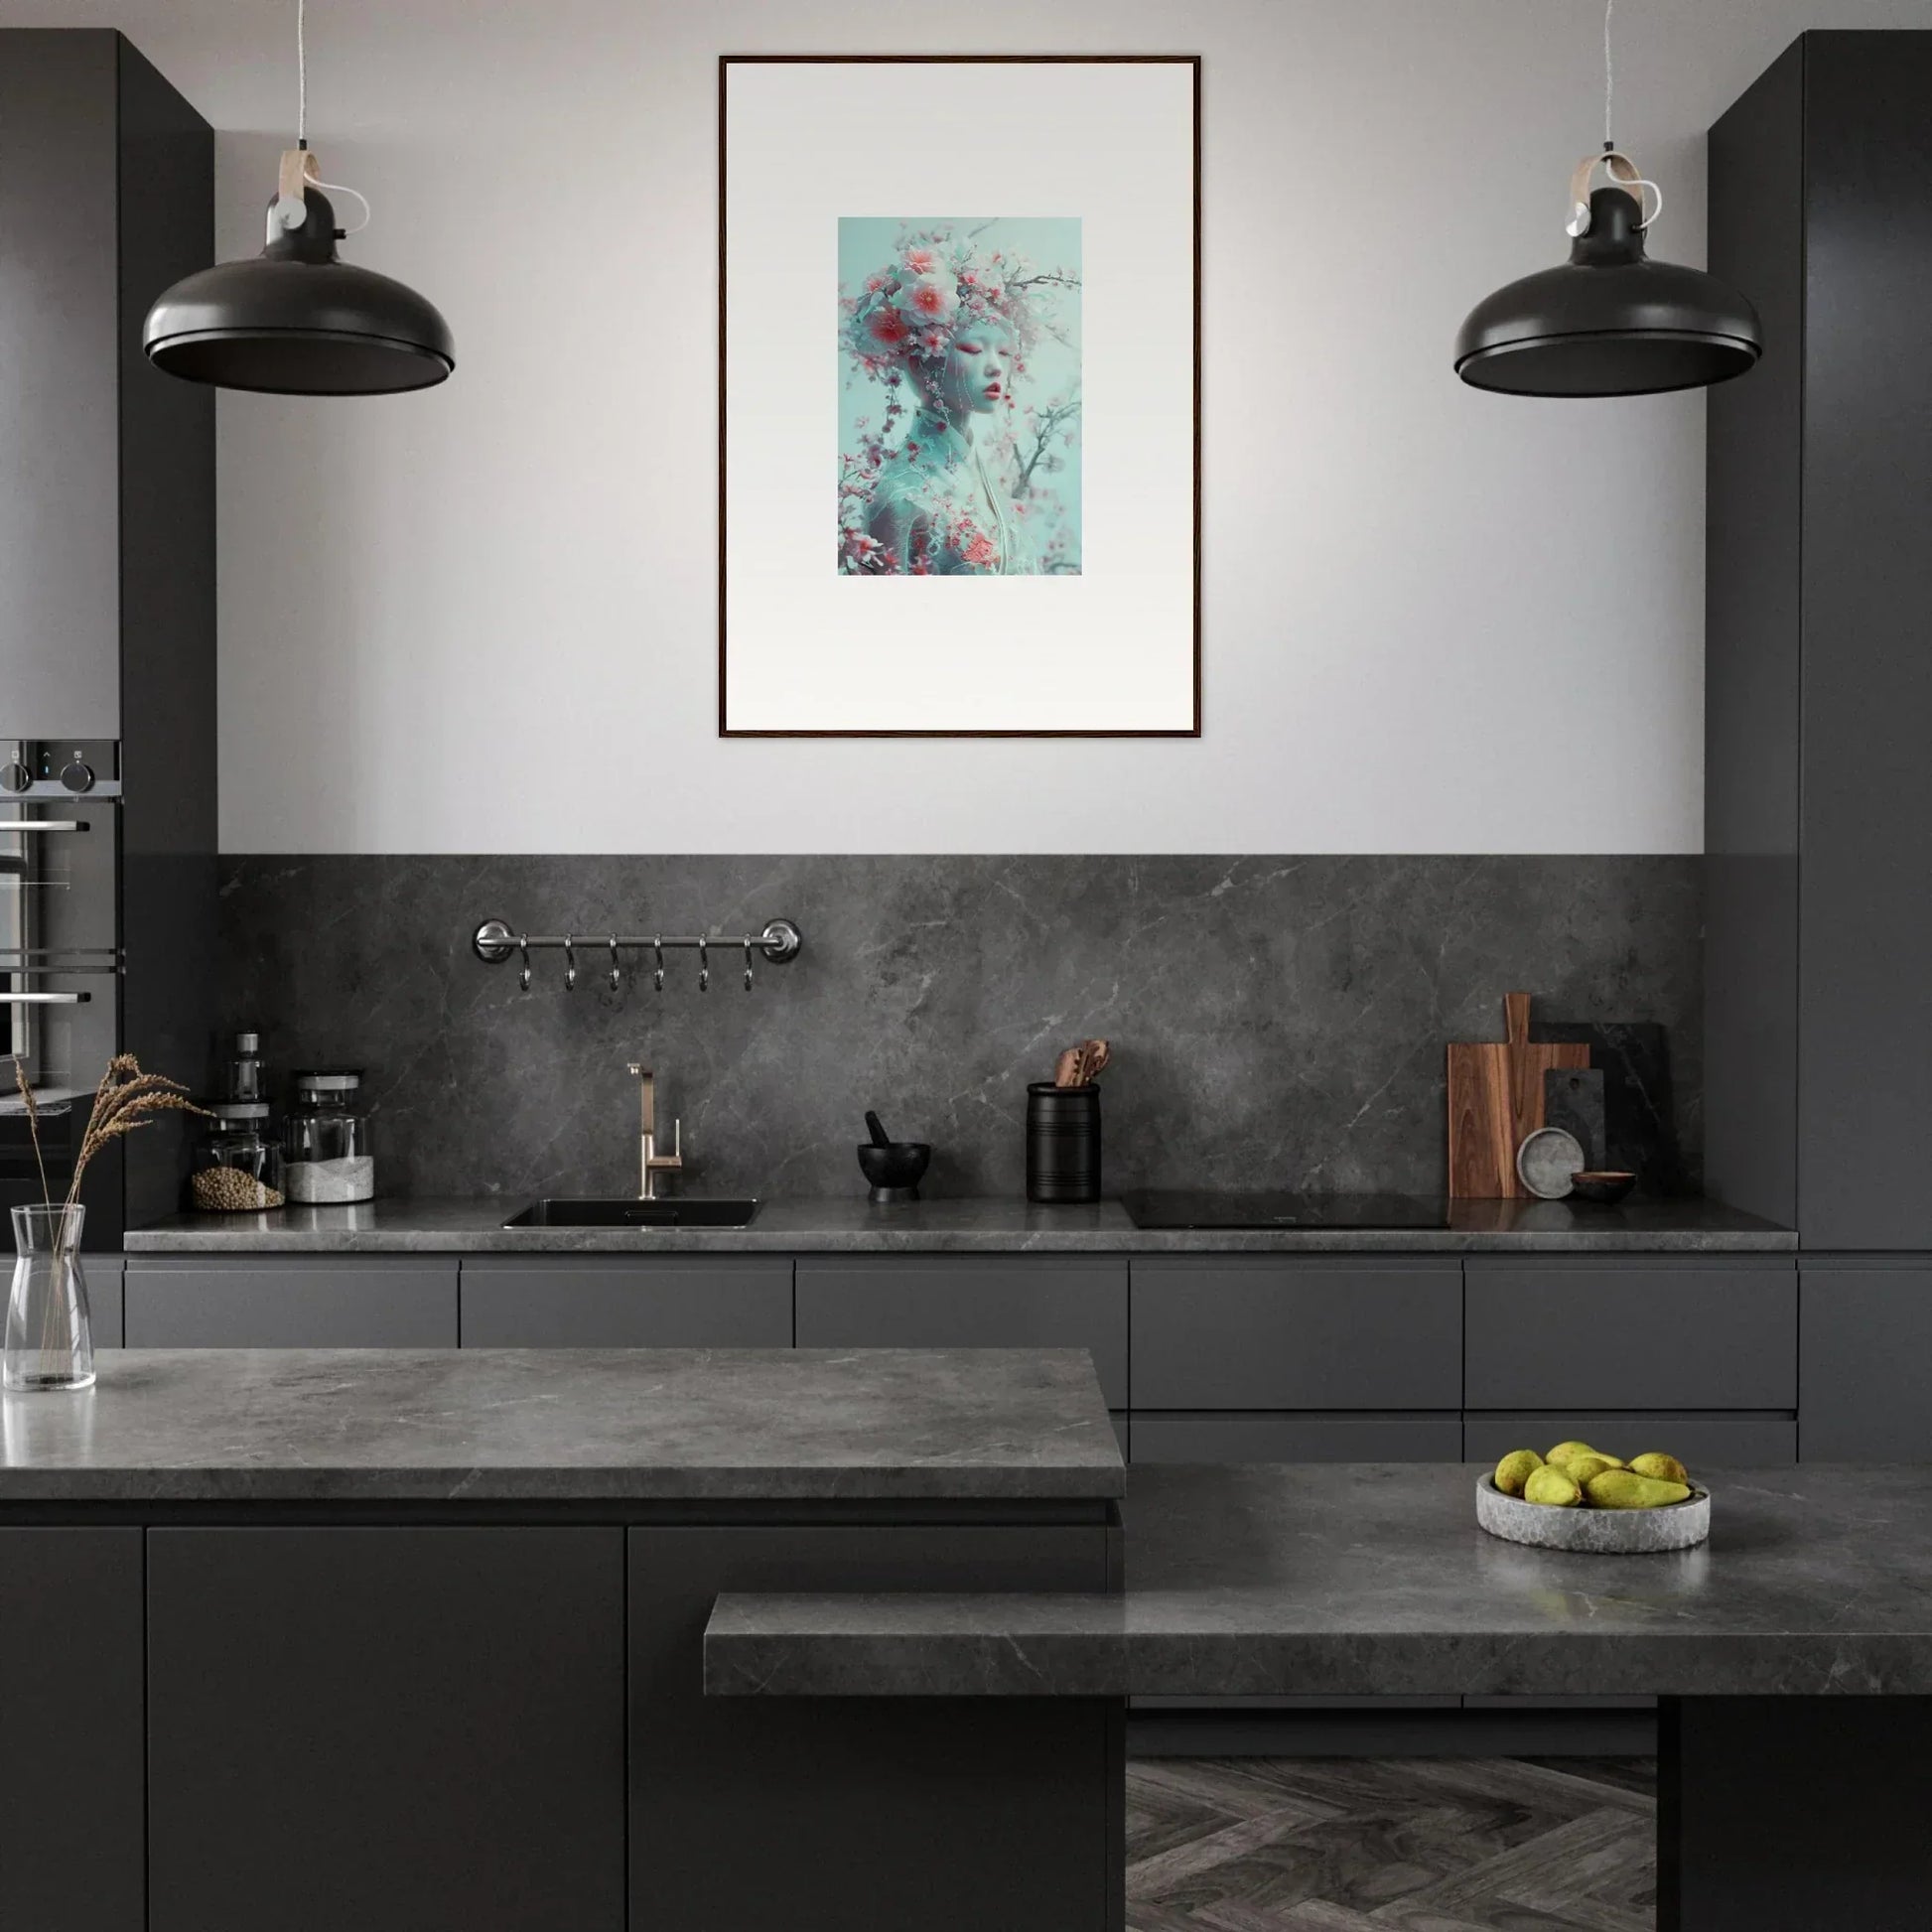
[[1448, 993, 1590, 1198]]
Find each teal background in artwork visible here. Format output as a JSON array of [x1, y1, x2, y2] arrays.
[[838, 215, 1082, 570]]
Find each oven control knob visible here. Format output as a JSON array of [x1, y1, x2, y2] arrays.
[[0, 761, 29, 793], [60, 759, 95, 795]]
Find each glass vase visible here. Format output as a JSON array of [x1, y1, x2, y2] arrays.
[[6, 1204, 95, 1393]]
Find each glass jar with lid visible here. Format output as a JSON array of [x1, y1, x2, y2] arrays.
[[283, 1069, 375, 1204], [191, 1102, 286, 1213]]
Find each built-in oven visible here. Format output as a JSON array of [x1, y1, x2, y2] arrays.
[[1, 741, 123, 1237]]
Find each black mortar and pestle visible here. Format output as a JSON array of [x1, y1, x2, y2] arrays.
[[858, 1110, 930, 1204]]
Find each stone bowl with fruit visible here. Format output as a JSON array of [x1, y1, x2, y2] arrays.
[[1477, 1441, 1711, 1553]]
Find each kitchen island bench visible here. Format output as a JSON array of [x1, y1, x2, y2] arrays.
[[0, 1346, 1125, 1932], [710, 1460, 1932, 1931]]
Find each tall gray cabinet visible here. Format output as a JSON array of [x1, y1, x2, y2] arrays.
[[0, 30, 216, 1238], [1706, 31, 1932, 1454]]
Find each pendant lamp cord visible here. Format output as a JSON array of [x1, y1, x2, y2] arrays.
[[297, 0, 307, 148], [1602, 0, 1614, 150]]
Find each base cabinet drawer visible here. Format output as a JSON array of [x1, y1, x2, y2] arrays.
[[1462, 1413, 1797, 1466], [1464, 1260, 1796, 1411], [1132, 1414, 1463, 1463], [1131, 1259, 1461, 1411], [794, 1259, 1127, 1408], [1800, 1263, 1932, 1459], [461, 1258, 791, 1348], [125, 1258, 459, 1347]]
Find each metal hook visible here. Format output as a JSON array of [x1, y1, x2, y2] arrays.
[[609, 936, 621, 992], [518, 934, 532, 994], [697, 936, 709, 994], [743, 938, 755, 993], [652, 937, 664, 995], [563, 935, 578, 992]]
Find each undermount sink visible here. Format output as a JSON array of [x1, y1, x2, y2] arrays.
[[502, 1197, 761, 1229]]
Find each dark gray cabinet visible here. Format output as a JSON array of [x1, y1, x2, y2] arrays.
[[147, 1527, 625, 1932], [1131, 1258, 1461, 1411], [460, 1256, 791, 1347], [125, 1257, 459, 1346], [1463, 1413, 1797, 1467], [795, 1257, 1128, 1408], [1464, 1260, 1796, 1412], [1708, 32, 1932, 1250], [1799, 1262, 1932, 1460], [1132, 1414, 1461, 1463], [0, 1529, 144, 1932], [628, 1523, 1117, 1931]]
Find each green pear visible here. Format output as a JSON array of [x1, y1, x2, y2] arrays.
[[1524, 1465, 1584, 1507], [1547, 1440, 1599, 1464], [1494, 1449, 1543, 1496], [1628, 1451, 1690, 1485], [1555, 1451, 1620, 1486], [1586, 1469, 1693, 1510]]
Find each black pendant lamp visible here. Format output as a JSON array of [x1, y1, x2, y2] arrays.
[[143, 0, 452, 395], [1454, 1, 1758, 398]]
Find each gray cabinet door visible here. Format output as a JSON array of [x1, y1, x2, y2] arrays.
[[1464, 1259, 1796, 1411], [1131, 1413, 1463, 1463], [0, 32, 120, 732], [148, 1527, 625, 1932], [460, 1256, 791, 1347], [795, 1258, 1128, 1408], [84, 1255, 123, 1348], [1800, 1262, 1932, 1459], [0, 1528, 144, 1932], [1131, 1258, 1461, 1411], [630, 1523, 1116, 1932], [1462, 1413, 1797, 1467], [125, 1257, 458, 1346]]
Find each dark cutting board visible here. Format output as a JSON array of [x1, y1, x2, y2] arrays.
[[1448, 993, 1590, 1198]]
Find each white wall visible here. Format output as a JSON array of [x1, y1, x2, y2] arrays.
[[3, 0, 1924, 854]]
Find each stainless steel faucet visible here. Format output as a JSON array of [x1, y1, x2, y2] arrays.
[[624, 1063, 684, 1199]]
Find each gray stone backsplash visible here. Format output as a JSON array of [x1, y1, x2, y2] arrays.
[[215, 856, 1702, 1203]]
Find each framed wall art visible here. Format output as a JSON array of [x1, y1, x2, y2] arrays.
[[719, 55, 1200, 737]]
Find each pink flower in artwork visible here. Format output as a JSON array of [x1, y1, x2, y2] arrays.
[[868, 305, 910, 349], [866, 274, 885, 292], [902, 244, 941, 276], [962, 533, 999, 569], [897, 274, 959, 328], [846, 530, 884, 561], [918, 326, 950, 355]]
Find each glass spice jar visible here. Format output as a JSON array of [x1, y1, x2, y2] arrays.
[[283, 1069, 376, 1204], [191, 1102, 287, 1212]]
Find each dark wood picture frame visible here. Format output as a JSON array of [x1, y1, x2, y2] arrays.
[[718, 54, 1202, 739]]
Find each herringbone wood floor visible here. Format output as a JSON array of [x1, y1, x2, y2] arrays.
[[1127, 1756, 1656, 1931]]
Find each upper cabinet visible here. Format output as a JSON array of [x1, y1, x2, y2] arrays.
[[0, 30, 212, 741], [1706, 32, 1932, 1250]]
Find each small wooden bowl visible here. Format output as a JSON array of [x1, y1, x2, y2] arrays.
[[1569, 1170, 1637, 1205]]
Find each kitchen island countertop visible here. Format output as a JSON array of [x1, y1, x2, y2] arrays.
[[0, 1346, 1123, 1504], [123, 1194, 1796, 1255]]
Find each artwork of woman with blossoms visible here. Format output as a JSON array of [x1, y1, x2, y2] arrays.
[[838, 217, 1082, 576]]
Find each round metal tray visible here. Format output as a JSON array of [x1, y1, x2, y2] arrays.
[[1476, 1474, 1711, 1553]]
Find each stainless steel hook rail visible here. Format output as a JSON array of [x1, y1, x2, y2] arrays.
[[471, 916, 802, 994]]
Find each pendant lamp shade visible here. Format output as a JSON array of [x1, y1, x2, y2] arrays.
[[144, 185, 454, 395], [1455, 186, 1759, 398]]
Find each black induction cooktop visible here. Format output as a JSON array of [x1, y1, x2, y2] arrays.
[[1119, 1191, 1451, 1231]]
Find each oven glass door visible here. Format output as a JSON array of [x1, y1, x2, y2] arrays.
[[1, 800, 119, 1215]]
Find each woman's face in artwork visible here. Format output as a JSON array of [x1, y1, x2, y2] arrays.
[[934, 321, 1013, 416]]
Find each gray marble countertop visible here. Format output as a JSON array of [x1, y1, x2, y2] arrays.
[[122, 1195, 1795, 1254], [706, 1462, 1932, 1699], [0, 1348, 1123, 1504]]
